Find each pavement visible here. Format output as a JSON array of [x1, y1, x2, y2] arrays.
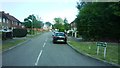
[[2, 32, 119, 68]]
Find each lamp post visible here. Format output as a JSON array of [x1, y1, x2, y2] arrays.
[[32, 14, 34, 35]]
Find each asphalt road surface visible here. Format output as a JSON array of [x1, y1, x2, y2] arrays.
[[2, 32, 118, 67]]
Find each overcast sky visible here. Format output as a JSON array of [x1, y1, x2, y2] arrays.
[[0, 0, 80, 24]]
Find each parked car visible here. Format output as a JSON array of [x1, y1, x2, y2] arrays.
[[52, 32, 67, 43]]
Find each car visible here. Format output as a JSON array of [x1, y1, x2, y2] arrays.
[[52, 32, 67, 43], [52, 30, 59, 36]]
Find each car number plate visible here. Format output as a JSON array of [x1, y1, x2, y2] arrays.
[[57, 40, 64, 42]]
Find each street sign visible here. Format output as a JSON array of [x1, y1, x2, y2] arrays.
[[96, 42, 107, 59], [97, 42, 107, 47]]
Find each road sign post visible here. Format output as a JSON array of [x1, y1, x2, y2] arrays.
[[96, 42, 107, 59], [104, 47, 107, 59], [97, 46, 100, 55]]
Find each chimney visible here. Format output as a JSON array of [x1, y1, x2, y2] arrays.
[[7, 13, 9, 15], [2, 11, 4, 13]]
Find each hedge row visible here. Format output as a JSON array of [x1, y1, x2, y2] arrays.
[[13, 29, 27, 37], [2, 32, 12, 40]]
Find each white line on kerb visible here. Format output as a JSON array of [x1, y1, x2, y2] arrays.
[[43, 42, 46, 47], [35, 50, 43, 66]]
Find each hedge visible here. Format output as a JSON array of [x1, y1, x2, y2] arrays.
[[59, 29, 64, 32], [13, 29, 27, 37], [2, 32, 12, 40]]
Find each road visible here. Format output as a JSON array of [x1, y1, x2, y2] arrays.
[[2, 32, 118, 67]]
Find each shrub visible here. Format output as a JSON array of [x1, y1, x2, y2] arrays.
[[68, 31, 72, 36], [2, 32, 7, 40], [59, 29, 64, 32], [13, 29, 27, 37], [2, 32, 12, 40]]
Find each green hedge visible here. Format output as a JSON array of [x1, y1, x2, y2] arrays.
[[13, 29, 27, 37], [59, 29, 64, 32], [2, 32, 13, 40]]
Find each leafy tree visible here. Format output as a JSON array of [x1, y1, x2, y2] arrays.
[[64, 18, 70, 31], [23, 14, 44, 34], [75, 2, 120, 42], [54, 17, 64, 24], [53, 17, 70, 32], [34, 20, 43, 28], [23, 14, 43, 29], [53, 17, 64, 32], [24, 18, 32, 28]]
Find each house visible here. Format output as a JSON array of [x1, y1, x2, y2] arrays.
[[0, 11, 25, 39], [43, 23, 52, 31], [70, 21, 77, 38], [0, 11, 24, 31]]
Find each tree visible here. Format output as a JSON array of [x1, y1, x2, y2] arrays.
[[24, 18, 32, 28], [23, 14, 44, 29], [34, 20, 43, 28], [75, 2, 120, 42], [53, 17, 65, 32], [54, 17, 64, 24], [64, 18, 70, 31], [23, 14, 44, 34]]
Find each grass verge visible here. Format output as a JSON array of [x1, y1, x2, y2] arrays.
[[68, 39, 119, 65], [2, 31, 44, 52], [2, 39, 26, 52]]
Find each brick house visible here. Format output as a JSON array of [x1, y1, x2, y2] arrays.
[[0, 11, 25, 39]]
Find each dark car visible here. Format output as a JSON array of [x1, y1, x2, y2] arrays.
[[52, 32, 67, 43]]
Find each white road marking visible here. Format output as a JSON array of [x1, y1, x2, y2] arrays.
[[43, 42, 46, 47], [35, 38, 47, 66], [45, 39, 47, 42], [35, 50, 43, 66], [43, 38, 47, 47]]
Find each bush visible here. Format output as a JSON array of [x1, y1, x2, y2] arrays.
[[59, 29, 64, 32], [68, 31, 72, 36], [13, 29, 27, 37], [2, 32, 7, 40], [2, 32, 12, 40]]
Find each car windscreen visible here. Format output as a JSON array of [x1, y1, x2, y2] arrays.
[[55, 33, 65, 36]]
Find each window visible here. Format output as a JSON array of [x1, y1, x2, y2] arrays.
[[19, 23, 21, 26], [12, 21, 13, 24], [0, 17, 2, 22], [6, 26, 8, 29], [55, 33, 65, 36], [2, 26, 4, 29], [13, 27, 16, 29], [16, 22, 18, 25], [12, 27, 14, 29], [3, 18, 5, 23], [6, 19, 9, 23]]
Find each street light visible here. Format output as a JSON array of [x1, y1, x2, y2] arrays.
[[32, 14, 34, 35]]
